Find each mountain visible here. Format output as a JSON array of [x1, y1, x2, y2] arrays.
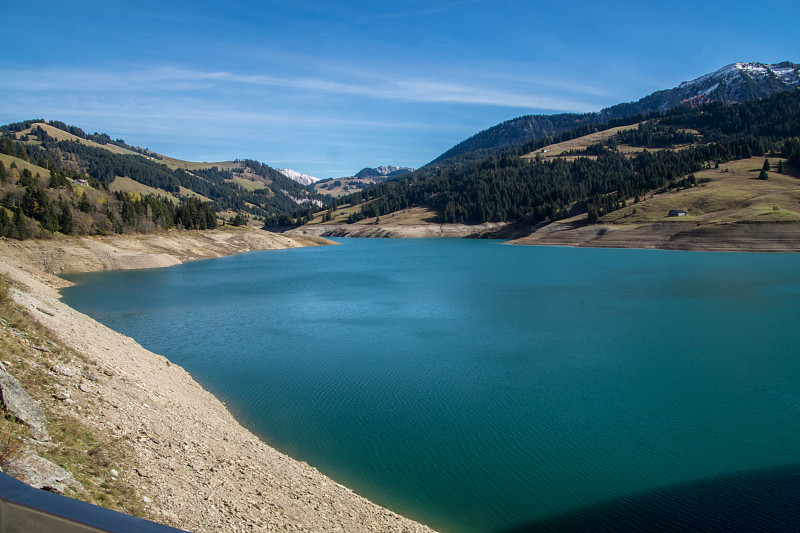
[[354, 165, 413, 179], [432, 62, 800, 165], [277, 168, 319, 186], [325, 89, 800, 228]]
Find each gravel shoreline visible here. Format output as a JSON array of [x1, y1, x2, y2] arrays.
[[0, 228, 436, 532]]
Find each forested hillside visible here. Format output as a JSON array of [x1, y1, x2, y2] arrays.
[[0, 120, 330, 239], [431, 62, 800, 167], [335, 91, 800, 225]]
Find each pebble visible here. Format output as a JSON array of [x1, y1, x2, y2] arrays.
[[51, 363, 78, 377]]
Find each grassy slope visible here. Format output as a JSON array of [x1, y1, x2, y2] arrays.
[[521, 124, 638, 158], [0, 154, 52, 179], [228, 177, 267, 191], [602, 157, 800, 225], [156, 155, 240, 172], [521, 122, 700, 160], [313, 177, 381, 198], [18, 123, 141, 157], [109, 177, 180, 203]]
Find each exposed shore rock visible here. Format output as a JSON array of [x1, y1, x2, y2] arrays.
[[14, 452, 82, 494], [0, 228, 436, 532], [0, 362, 49, 441], [289, 222, 504, 239], [508, 221, 800, 252]]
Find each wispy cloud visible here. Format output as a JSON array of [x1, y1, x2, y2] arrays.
[[0, 64, 599, 112], [371, 0, 493, 20]]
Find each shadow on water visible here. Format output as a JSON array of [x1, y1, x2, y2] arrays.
[[497, 464, 800, 533]]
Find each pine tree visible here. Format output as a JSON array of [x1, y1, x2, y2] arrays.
[[12, 208, 28, 240], [762, 159, 771, 171], [59, 204, 73, 235], [0, 209, 9, 237], [0, 136, 13, 155]]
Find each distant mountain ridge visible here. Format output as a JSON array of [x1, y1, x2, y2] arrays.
[[355, 165, 413, 179], [432, 61, 800, 165]]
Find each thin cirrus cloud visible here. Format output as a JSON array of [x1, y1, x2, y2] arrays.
[[2, 65, 599, 112], [171, 68, 599, 110]]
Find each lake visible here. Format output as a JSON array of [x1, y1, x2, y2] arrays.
[[61, 238, 800, 532]]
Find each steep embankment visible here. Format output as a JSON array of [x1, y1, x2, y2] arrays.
[[0, 228, 435, 532], [0, 227, 331, 277], [508, 220, 800, 251], [292, 222, 503, 239]]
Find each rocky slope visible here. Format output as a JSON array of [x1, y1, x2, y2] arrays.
[[0, 228, 436, 532]]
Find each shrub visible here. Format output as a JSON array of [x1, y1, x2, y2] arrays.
[[0, 417, 25, 472]]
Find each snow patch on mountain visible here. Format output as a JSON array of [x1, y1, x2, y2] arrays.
[[278, 168, 319, 186], [281, 190, 323, 208]]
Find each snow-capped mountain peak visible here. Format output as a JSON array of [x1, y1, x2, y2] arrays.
[[278, 168, 319, 186], [674, 62, 800, 108]]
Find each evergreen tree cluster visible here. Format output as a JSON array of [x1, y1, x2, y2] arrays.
[[615, 122, 699, 147], [0, 140, 221, 240], [0, 122, 332, 228]]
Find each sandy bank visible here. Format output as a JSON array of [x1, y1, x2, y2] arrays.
[[0, 227, 332, 280], [289, 222, 503, 239], [0, 229, 435, 532], [508, 221, 800, 252]]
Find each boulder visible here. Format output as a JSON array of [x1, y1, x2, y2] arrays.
[[0, 363, 49, 441], [13, 452, 81, 494]]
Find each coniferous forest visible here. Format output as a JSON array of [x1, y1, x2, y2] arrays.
[[335, 91, 800, 224]]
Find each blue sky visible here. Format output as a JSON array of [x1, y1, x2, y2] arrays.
[[3, 1, 799, 178]]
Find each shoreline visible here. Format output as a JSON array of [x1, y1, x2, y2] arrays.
[[291, 221, 800, 253], [0, 228, 436, 532], [506, 221, 800, 252]]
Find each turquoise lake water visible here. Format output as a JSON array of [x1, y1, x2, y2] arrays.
[[61, 239, 800, 532]]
